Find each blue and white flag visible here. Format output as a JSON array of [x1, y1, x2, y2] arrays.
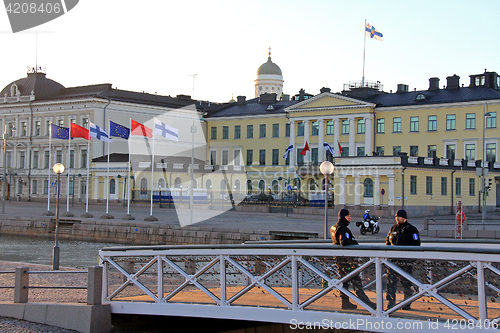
[[283, 144, 293, 159], [323, 141, 334, 155], [154, 118, 179, 141], [365, 22, 383, 41], [89, 122, 112, 142]]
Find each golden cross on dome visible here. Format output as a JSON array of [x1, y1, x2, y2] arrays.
[[268, 46, 271, 58]]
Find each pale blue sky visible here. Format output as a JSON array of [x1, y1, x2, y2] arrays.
[[0, 0, 498, 102]]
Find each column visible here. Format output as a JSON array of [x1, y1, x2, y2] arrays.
[[349, 117, 355, 156], [318, 119, 325, 163], [334, 119, 340, 157], [374, 175, 380, 207], [388, 174, 395, 206], [93, 176, 99, 200], [365, 116, 372, 156], [354, 175, 361, 206], [339, 174, 346, 205], [289, 121, 296, 168], [303, 120, 310, 164]]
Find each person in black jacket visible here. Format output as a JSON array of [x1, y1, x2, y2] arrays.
[[385, 209, 421, 310], [331, 208, 376, 310]]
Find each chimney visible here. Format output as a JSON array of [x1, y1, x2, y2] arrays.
[[320, 87, 331, 94], [259, 93, 277, 104], [281, 94, 290, 101], [396, 84, 409, 93], [446, 74, 460, 89], [429, 77, 440, 90], [236, 96, 246, 105]]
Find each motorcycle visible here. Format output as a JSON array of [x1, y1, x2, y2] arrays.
[[355, 217, 380, 235]]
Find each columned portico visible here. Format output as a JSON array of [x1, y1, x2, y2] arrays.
[[365, 116, 372, 156]]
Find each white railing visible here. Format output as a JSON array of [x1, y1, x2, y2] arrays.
[[99, 243, 500, 332]]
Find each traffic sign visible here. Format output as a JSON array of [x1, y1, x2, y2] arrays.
[[381, 188, 385, 195]]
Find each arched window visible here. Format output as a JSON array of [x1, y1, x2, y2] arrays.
[[364, 178, 374, 198], [234, 179, 241, 192], [110, 179, 116, 194], [174, 177, 181, 188], [192, 179, 198, 189], [309, 179, 317, 191], [246, 180, 253, 194], [158, 178, 165, 188], [272, 179, 279, 194], [206, 179, 213, 189], [220, 179, 227, 191], [140, 178, 148, 194], [258, 180, 265, 192]]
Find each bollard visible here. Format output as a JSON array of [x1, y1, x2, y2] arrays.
[[423, 217, 429, 231], [14, 267, 29, 303], [87, 266, 103, 305]]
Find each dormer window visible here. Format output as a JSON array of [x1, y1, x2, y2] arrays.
[[415, 93, 426, 101], [266, 105, 274, 111], [10, 84, 19, 97], [475, 75, 485, 86]]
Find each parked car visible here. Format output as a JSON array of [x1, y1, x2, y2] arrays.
[[243, 193, 274, 202]]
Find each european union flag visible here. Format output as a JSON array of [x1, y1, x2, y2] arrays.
[[110, 120, 130, 139], [51, 123, 69, 140]]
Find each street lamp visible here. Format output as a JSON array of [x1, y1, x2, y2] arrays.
[[482, 106, 492, 227], [320, 161, 334, 240], [52, 162, 65, 270]]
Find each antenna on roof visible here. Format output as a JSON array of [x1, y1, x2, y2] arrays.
[[35, 33, 38, 69], [188, 74, 197, 99]]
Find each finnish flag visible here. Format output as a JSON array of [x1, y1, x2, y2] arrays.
[[283, 144, 293, 159], [154, 118, 179, 141], [323, 141, 334, 155], [89, 122, 112, 142]]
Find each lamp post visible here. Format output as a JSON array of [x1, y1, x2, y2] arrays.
[[52, 162, 65, 270], [159, 185, 162, 209], [482, 106, 492, 228], [320, 161, 334, 240]]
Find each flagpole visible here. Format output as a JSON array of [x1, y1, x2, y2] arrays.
[[127, 118, 131, 215], [106, 118, 110, 215], [362, 19, 367, 87], [86, 132, 90, 213], [47, 122, 51, 212], [66, 123, 71, 212], [150, 117, 155, 216]]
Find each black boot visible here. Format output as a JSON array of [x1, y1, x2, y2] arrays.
[[341, 297, 357, 310], [356, 292, 376, 309], [386, 300, 395, 311]]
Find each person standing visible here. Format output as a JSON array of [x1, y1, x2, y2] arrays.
[[331, 208, 376, 310], [385, 209, 421, 310]]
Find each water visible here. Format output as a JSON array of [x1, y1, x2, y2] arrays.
[[0, 234, 123, 268]]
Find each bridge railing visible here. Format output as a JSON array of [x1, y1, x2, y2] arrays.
[[99, 243, 500, 331]]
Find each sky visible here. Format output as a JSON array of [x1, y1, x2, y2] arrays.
[[0, 0, 499, 103]]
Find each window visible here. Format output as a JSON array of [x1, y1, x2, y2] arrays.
[[70, 118, 76, 124], [272, 123, 279, 137], [57, 119, 64, 127], [43, 180, 49, 195], [7, 123, 14, 137], [46, 120, 50, 135], [259, 149, 266, 165], [258, 180, 265, 192], [466, 114, 476, 129], [247, 125, 253, 138], [427, 145, 437, 158], [363, 178, 373, 197], [410, 117, 419, 132], [6, 152, 11, 168], [33, 151, 39, 169], [393, 117, 402, 133], [70, 150, 74, 168], [446, 144, 456, 159], [326, 121, 334, 135], [456, 178, 461, 196], [21, 122, 27, 136], [285, 123, 290, 137], [410, 176, 417, 195], [410, 146, 418, 157], [446, 114, 456, 130], [428, 115, 437, 131], [210, 127, 217, 140], [377, 118, 385, 133], [259, 124, 266, 138], [234, 149, 241, 166], [222, 126, 228, 139], [375, 146, 384, 156], [109, 179, 115, 195], [311, 121, 319, 136], [272, 149, 279, 165], [486, 112, 497, 128], [486, 143, 496, 164], [441, 177, 447, 195], [81, 150, 87, 168], [35, 121, 41, 136], [311, 148, 318, 164], [297, 152, 304, 165], [234, 125, 241, 139], [272, 180, 278, 194], [44, 151, 50, 168], [246, 179, 252, 194], [209, 150, 216, 165], [82, 118, 89, 129], [222, 150, 228, 165], [56, 150, 62, 164], [357, 119, 365, 134], [297, 122, 304, 136], [17, 179, 22, 194], [32, 180, 37, 195], [426, 176, 433, 195], [465, 144, 475, 160], [341, 120, 349, 134], [246, 150, 253, 166], [357, 147, 365, 156], [469, 178, 475, 196], [341, 147, 349, 157], [393, 146, 401, 156], [20, 152, 25, 169]]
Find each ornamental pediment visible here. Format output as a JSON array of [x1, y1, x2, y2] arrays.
[[285, 92, 375, 113]]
